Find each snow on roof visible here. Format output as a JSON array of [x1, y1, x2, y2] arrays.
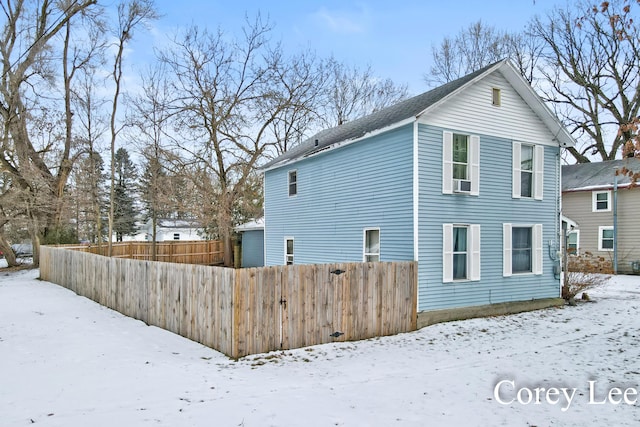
[[235, 217, 264, 232]]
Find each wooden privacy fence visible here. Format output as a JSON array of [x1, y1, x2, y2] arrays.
[[58, 240, 224, 265], [40, 246, 417, 358]]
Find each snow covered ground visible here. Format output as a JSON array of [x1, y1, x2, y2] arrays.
[[1, 264, 640, 426]]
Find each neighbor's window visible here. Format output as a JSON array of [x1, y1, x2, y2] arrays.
[[452, 134, 469, 180], [285, 238, 294, 265], [567, 230, 579, 255], [452, 226, 468, 280], [598, 226, 614, 251], [492, 88, 501, 106], [592, 191, 611, 212], [512, 227, 533, 274], [364, 228, 380, 262], [173, 233, 180, 240], [520, 145, 534, 198], [288, 170, 297, 196]]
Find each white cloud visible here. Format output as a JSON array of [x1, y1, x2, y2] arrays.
[[312, 4, 371, 34]]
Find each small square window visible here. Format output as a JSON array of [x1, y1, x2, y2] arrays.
[[173, 233, 180, 240], [288, 170, 297, 196], [592, 191, 611, 212], [492, 88, 501, 106]]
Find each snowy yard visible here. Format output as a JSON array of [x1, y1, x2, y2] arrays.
[[1, 264, 640, 426]]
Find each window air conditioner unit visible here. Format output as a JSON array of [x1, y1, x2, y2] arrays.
[[454, 179, 472, 193]]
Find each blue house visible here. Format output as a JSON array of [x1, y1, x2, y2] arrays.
[[261, 60, 574, 324]]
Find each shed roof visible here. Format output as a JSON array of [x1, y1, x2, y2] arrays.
[[261, 59, 574, 171], [562, 158, 640, 192]]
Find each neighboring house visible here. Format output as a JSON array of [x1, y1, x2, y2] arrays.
[[236, 218, 265, 268], [128, 218, 205, 242], [562, 158, 640, 274], [261, 59, 575, 323]]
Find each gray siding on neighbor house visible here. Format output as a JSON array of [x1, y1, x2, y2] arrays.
[[264, 125, 414, 266], [417, 124, 562, 311], [562, 187, 640, 274], [240, 229, 264, 268]]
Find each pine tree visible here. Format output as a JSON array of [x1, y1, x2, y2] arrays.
[[113, 148, 139, 241]]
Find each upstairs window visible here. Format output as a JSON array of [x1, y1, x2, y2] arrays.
[[512, 143, 544, 200], [452, 134, 469, 181], [288, 170, 297, 196], [442, 131, 479, 195], [592, 191, 611, 212], [492, 88, 501, 106], [173, 233, 180, 240], [363, 228, 380, 262]]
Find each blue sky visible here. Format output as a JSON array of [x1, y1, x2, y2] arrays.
[[137, 0, 568, 94]]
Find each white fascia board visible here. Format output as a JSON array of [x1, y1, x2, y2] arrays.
[[260, 117, 416, 173]]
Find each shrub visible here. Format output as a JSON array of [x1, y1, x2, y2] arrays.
[[562, 252, 611, 301]]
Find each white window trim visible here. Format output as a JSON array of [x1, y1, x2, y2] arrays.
[[567, 229, 580, 255], [288, 170, 297, 197], [592, 190, 612, 212], [512, 143, 544, 200], [492, 87, 501, 106], [284, 237, 294, 265], [598, 226, 614, 251], [442, 131, 479, 196], [363, 227, 380, 262], [443, 223, 480, 283], [503, 223, 543, 276]]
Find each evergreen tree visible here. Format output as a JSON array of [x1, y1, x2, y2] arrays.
[[113, 148, 139, 241]]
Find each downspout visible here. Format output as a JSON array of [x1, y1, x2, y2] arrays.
[[613, 170, 618, 274], [413, 120, 420, 311]]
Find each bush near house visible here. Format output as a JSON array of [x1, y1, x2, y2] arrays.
[[563, 252, 612, 301]]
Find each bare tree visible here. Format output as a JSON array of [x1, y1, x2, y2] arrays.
[[0, 0, 98, 265], [106, 0, 158, 256], [160, 16, 299, 266], [531, 0, 640, 162], [321, 58, 409, 127]]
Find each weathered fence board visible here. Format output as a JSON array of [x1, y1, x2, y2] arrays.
[[56, 240, 224, 265], [40, 246, 416, 358]]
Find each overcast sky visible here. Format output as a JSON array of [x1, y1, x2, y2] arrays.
[[129, 0, 569, 94]]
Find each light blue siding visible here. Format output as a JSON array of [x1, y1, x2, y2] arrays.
[[417, 124, 561, 311], [241, 230, 264, 267], [264, 125, 414, 265]]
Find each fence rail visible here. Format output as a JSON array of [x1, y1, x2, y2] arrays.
[[57, 240, 224, 265], [40, 246, 417, 358]]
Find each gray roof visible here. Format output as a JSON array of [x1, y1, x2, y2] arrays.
[[562, 158, 640, 191], [261, 60, 505, 170]]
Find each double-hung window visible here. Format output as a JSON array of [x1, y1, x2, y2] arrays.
[[503, 223, 543, 276], [363, 228, 380, 262], [443, 224, 480, 282], [288, 170, 297, 197], [512, 143, 543, 200], [598, 226, 614, 251], [285, 238, 294, 265], [592, 191, 611, 212], [442, 131, 479, 195], [567, 230, 579, 255]]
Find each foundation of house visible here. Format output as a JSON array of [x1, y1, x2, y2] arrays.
[[417, 298, 565, 329]]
